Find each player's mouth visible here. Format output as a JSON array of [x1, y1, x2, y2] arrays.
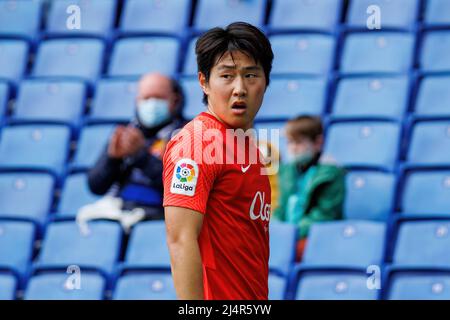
[[231, 101, 247, 115]]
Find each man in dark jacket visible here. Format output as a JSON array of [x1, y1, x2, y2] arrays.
[[86, 73, 186, 224]]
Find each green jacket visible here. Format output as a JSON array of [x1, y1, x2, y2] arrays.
[[273, 159, 346, 239]]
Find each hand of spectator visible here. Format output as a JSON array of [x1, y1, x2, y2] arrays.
[[108, 125, 126, 159], [119, 125, 146, 157]]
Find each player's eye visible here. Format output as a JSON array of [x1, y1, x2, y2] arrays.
[[221, 74, 233, 79], [246, 73, 258, 78]]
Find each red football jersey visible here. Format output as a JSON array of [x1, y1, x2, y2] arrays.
[[163, 112, 271, 300]]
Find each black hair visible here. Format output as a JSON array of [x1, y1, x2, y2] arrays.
[[195, 22, 274, 105]]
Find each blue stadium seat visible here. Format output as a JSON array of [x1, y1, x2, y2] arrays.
[[89, 79, 137, 123], [268, 273, 287, 300], [124, 221, 170, 270], [387, 272, 450, 300], [347, 0, 418, 29], [302, 221, 386, 269], [180, 77, 204, 119], [71, 124, 115, 171], [46, 0, 116, 37], [0, 172, 54, 225], [194, 0, 266, 30], [254, 121, 288, 162], [0, 0, 42, 40], [13, 80, 86, 126], [0, 221, 35, 276], [415, 75, 450, 117], [425, 0, 450, 26], [340, 32, 414, 74], [400, 170, 450, 217], [24, 272, 105, 300], [36, 221, 122, 275], [113, 272, 175, 300], [182, 36, 198, 76], [120, 0, 190, 34], [332, 76, 409, 120], [269, 222, 296, 276], [0, 81, 8, 117], [108, 37, 179, 77], [420, 31, 450, 73], [33, 39, 104, 83], [56, 173, 101, 219], [344, 171, 395, 221], [0, 273, 16, 300], [0, 39, 28, 83], [270, 34, 335, 75], [407, 120, 450, 166], [295, 271, 378, 300], [269, 0, 341, 32], [0, 125, 71, 177], [393, 220, 450, 268], [324, 121, 400, 170], [257, 76, 327, 121]]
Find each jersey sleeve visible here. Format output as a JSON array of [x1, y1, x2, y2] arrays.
[[163, 123, 222, 215]]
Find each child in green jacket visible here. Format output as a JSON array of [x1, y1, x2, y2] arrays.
[[273, 115, 346, 261]]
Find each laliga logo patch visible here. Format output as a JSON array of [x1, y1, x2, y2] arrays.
[[170, 158, 199, 196]]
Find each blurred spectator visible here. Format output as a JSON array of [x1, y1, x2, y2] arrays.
[[77, 73, 185, 232], [272, 115, 345, 261]]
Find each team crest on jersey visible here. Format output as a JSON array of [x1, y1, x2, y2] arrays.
[[170, 158, 199, 196]]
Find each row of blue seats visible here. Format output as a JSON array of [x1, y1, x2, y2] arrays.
[[2, 74, 450, 126], [1, 29, 450, 85], [1, 0, 449, 41], [3, 219, 450, 300]]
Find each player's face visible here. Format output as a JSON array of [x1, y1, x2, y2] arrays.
[[199, 51, 267, 130]]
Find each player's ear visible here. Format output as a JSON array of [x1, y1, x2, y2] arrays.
[[198, 72, 209, 95]]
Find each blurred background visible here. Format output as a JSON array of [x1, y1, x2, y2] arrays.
[[1, 0, 450, 300]]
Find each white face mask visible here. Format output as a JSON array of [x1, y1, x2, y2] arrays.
[[136, 98, 170, 128]]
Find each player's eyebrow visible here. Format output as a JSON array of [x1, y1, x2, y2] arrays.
[[217, 65, 262, 71]]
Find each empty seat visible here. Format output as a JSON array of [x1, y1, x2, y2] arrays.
[[24, 272, 105, 300], [0, 221, 35, 276], [269, 0, 341, 32], [194, 0, 266, 30], [46, 0, 116, 37], [124, 221, 170, 269], [108, 37, 179, 77], [347, 0, 418, 29], [89, 79, 137, 122], [13, 80, 86, 125], [268, 274, 287, 300], [340, 32, 414, 74], [393, 220, 450, 268], [415, 75, 450, 117], [182, 37, 198, 76], [0, 172, 54, 225], [71, 124, 115, 171], [400, 170, 450, 217], [257, 76, 327, 120], [36, 221, 122, 275], [113, 272, 175, 300], [323, 121, 400, 170], [270, 34, 335, 75], [0, 273, 17, 300], [332, 76, 409, 119], [407, 120, 450, 166], [344, 171, 395, 221], [56, 173, 101, 219], [387, 272, 450, 300], [0, 39, 28, 83], [0, 0, 42, 40], [33, 39, 104, 82], [425, 0, 450, 26], [120, 0, 190, 34], [269, 222, 297, 276], [0, 81, 8, 117], [302, 221, 386, 268], [420, 31, 450, 73], [0, 125, 71, 177], [180, 77, 204, 119], [295, 271, 378, 300]]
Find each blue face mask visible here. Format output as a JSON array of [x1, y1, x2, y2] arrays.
[[136, 98, 170, 128]]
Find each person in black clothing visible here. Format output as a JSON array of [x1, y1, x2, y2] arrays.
[[85, 73, 186, 225]]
